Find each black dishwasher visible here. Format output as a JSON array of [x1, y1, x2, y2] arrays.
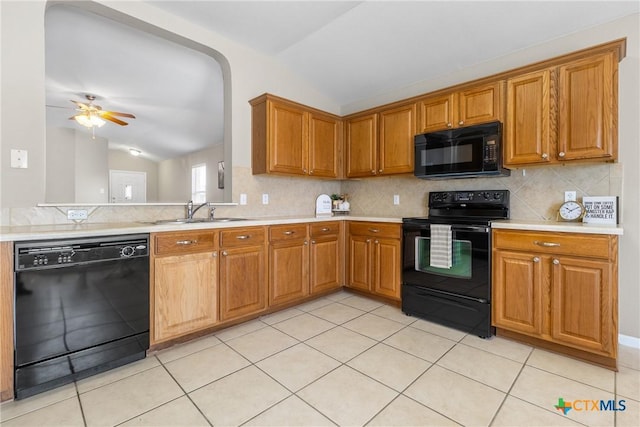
[[14, 234, 149, 399]]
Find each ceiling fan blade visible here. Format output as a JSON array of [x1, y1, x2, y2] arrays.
[[98, 110, 136, 118], [101, 113, 128, 126], [47, 104, 74, 109], [71, 100, 90, 110]]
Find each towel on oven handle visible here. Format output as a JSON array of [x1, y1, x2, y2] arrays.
[[429, 224, 452, 269]]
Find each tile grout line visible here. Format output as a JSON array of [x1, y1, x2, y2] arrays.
[[73, 382, 88, 427]]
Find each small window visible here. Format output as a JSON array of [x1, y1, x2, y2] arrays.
[[191, 163, 206, 203]]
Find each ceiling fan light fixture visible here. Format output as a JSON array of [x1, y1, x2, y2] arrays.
[[74, 112, 106, 128]]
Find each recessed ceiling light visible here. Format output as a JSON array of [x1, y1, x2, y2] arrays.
[[129, 148, 141, 156]]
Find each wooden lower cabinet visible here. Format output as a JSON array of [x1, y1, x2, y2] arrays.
[[1, 242, 14, 401], [151, 231, 218, 344], [347, 222, 401, 300], [310, 222, 342, 294], [219, 227, 267, 321], [492, 229, 618, 366], [153, 252, 218, 343], [269, 224, 309, 306]]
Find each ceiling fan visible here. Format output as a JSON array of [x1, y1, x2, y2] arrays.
[[68, 94, 136, 128]]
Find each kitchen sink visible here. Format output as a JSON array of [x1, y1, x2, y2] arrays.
[[146, 218, 247, 225]]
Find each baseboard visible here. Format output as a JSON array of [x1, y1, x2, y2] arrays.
[[619, 334, 640, 349]]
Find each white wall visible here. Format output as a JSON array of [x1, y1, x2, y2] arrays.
[[108, 149, 159, 202]]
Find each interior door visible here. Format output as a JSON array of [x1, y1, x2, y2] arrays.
[[109, 170, 147, 203]]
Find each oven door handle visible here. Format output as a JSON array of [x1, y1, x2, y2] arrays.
[[449, 225, 489, 233]]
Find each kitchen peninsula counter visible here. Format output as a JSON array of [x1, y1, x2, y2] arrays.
[[0, 216, 402, 242]]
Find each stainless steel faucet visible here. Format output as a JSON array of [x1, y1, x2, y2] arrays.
[[185, 200, 209, 220]]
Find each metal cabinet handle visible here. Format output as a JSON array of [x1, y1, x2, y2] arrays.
[[558, 152, 566, 158], [304, 241, 308, 245], [447, 123, 452, 128], [371, 170, 376, 175], [176, 240, 197, 245], [458, 120, 464, 126], [378, 169, 383, 173], [309, 170, 314, 175], [311, 240, 316, 244], [222, 251, 228, 256], [303, 169, 308, 174], [212, 251, 218, 258], [366, 239, 371, 243], [553, 259, 560, 265], [541, 153, 548, 159], [321, 227, 330, 232], [369, 228, 380, 233], [533, 256, 540, 263], [236, 235, 250, 240], [283, 231, 295, 235], [374, 240, 379, 244], [534, 240, 560, 247]]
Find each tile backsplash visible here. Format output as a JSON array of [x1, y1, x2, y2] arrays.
[[0, 163, 623, 226]]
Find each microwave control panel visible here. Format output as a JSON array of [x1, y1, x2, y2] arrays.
[[483, 138, 498, 166]]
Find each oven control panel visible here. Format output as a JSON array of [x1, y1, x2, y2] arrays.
[[429, 190, 509, 206]]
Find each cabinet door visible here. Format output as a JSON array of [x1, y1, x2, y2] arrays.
[[269, 239, 309, 306], [558, 52, 616, 161], [551, 256, 614, 356], [268, 100, 308, 175], [219, 245, 266, 321], [492, 250, 544, 336], [373, 238, 401, 299], [348, 234, 372, 291], [379, 103, 415, 175], [309, 112, 340, 178], [417, 93, 454, 133], [457, 82, 503, 127], [345, 113, 378, 177], [505, 70, 554, 166], [310, 235, 341, 294], [153, 252, 218, 343]]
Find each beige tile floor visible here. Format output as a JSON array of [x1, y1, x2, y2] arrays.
[[1, 290, 638, 426]]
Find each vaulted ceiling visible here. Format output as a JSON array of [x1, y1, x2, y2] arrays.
[[45, 1, 639, 162]]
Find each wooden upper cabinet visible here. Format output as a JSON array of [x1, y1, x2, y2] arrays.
[[269, 101, 308, 175], [417, 81, 503, 133], [309, 112, 341, 178], [345, 113, 378, 177], [379, 103, 416, 175], [558, 52, 617, 162], [250, 94, 341, 178], [345, 103, 416, 178], [505, 69, 555, 166]]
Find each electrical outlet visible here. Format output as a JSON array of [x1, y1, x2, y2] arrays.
[[67, 209, 88, 220], [393, 195, 400, 205], [240, 193, 247, 205], [262, 193, 269, 205], [564, 191, 577, 202]]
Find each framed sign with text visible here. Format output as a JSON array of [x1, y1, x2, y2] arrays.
[[582, 196, 618, 224]]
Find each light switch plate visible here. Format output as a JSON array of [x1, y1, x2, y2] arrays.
[[564, 191, 577, 202], [11, 149, 28, 168]]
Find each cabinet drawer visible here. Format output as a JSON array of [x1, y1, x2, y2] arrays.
[[349, 221, 401, 239], [269, 224, 308, 242], [492, 230, 612, 259], [310, 222, 340, 238], [220, 227, 266, 248], [154, 231, 217, 256]]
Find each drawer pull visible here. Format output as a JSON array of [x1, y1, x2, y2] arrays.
[[534, 240, 560, 247], [236, 235, 251, 240], [222, 251, 228, 256], [321, 227, 330, 232], [533, 256, 540, 263], [553, 259, 560, 265], [176, 240, 197, 245], [369, 228, 380, 233], [283, 231, 295, 236]]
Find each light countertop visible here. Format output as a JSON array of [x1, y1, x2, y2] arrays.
[[491, 219, 624, 235], [0, 216, 402, 242]]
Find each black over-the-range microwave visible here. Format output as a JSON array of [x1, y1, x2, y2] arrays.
[[414, 121, 510, 179]]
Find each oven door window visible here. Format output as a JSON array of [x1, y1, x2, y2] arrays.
[[415, 237, 472, 278]]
